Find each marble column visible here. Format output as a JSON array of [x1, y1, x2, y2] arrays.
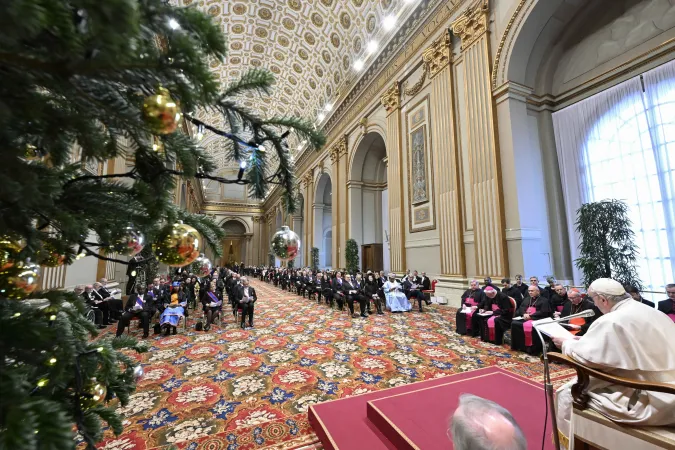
[[330, 148, 340, 268], [452, 0, 508, 278], [381, 83, 406, 273], [337, 137, 348, 268], [424, 31, 465, 277], [292, 214, 303, 266], [302, 173, 314, 266]]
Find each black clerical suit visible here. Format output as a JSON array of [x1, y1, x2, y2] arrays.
[[514, 283, 528, 301], [235, 284, 257, 328], [477, 291, 514, 345], [456, 288, 483, 335], [658, 299, 675, 316], [510, 294, 552, 354], [115, 291, 155, 337], [549, 293, 568, 313], [321, 278, 333, 306], [502, 285, 524, 308], [559, 298, 601, 336], [343, 279, 367, 317]]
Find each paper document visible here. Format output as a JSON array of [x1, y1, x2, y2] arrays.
[[459, 307, 472, 314], [478, 311, 493, 316], [513, 316, 523, 321], [533, 318, 575, 339]]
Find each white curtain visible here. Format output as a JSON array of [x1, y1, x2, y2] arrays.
[[553, 60, 675, 294]]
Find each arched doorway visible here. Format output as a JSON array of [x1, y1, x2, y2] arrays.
[[348, 132, 388, 272], [314, 173, 332, 269], [221, 219, 247, 267]]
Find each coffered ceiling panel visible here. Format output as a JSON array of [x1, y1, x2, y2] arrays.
[[179, 0, 409, 171]]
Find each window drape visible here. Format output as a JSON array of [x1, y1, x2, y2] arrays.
[[553, 60, 675, 294]]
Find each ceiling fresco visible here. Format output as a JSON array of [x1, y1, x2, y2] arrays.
[[178, 0, 419, 172]]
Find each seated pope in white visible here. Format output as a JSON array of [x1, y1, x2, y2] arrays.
[[552, 278, 675, 446]]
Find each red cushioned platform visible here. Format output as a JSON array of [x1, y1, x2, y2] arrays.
[[367, 369, 553, 450], [309, 367, 509, 450]]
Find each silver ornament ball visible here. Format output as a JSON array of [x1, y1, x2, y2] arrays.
[[132, 365, 144, 382], [270, 226, 301, 262], [194, 254, 212, 277]]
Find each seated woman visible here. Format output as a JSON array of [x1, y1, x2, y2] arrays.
[[364, 273, 384, 315], [456, 280, 483, 336], [510, 285, 552, 354], [383, 273, 411, 312], [159, 288, 186, 336], [201, 284, 223, 331], [320, 272, 333, 307]]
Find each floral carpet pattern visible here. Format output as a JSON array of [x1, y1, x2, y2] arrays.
[[93, 281, 574, 450]]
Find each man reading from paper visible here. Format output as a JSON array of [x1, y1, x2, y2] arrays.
[[553, 278, 675, 447]]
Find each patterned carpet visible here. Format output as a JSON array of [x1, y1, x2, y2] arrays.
[[92, 280, 574, 450]]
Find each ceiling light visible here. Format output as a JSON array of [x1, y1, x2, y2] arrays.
[[383, 15, 397, 30], [317, 112, 326, 121], [168, 18, 180, 30], [353, 59, 364, 71], [324, 103, 333, 112], [367, 40, 379, 54]]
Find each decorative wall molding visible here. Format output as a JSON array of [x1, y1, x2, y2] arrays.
[[492, 0, 534, 90], [422, 30, 452, 78], [402, 67, 428, 98], [202, 201, 263, 214], [451, 0, 489, 51]]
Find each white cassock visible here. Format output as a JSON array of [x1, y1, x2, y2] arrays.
[[383, 280, 411, 312], [556, 299, 675, 445]]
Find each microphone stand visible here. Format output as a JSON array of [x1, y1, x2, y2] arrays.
[[534, 325, 560, 450], [532, 310, 594, 450]]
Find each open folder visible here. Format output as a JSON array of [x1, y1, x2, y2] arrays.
[[532, 317, 575, 339]]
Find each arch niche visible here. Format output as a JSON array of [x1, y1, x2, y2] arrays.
[[348, 132, 388, 272], [221, 219, 248, 267], [314, 172, 332, 268]]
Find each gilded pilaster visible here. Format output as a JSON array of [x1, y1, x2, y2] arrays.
[[452, 0, 508, 277], [329, 146, 340, 268], [337, 136, 348, 268], [381, 82, 405, 273], [424, 30, 465, 277]]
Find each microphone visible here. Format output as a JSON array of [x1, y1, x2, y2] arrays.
[[552, 309, 595, 322]]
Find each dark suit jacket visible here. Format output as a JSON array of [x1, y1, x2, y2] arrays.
[[419, 276, 431, 291], [235, 285, 257, 304], [658, 299, 674, 314], [332, 278, 346, 295]]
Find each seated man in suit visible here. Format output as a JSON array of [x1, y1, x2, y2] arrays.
[[97, 278, 124, 320], [83, 284, 111, 327], [343, 274, 367, 318], [624, 284, 655, 307], [403, 273, 429, 312], [419, 272, 431, 291], [331, 272, 347, 311], [115, 286, 154, 338], [510, 285, 552, 354], [477, 287, 514, 345], [235, 277, 257, 329]]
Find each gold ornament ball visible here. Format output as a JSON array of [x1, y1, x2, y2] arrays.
[[37, 242, 66, 267], [0, 236, 23, 270], [0, 260, 40, 299], [270, 226, 301, 262], [153, 222, 201, 267], [81, 378, 107, 408], [142, 87, 182, 135]]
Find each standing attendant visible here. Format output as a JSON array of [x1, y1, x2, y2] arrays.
[[235, 277, 257, 329]]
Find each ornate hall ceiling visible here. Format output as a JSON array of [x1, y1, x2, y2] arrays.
[[178, 0, 420, 172]]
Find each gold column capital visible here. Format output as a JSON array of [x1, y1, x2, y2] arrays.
[[337, 135, 348, 157], [423, 30, 452, 78], [451, 0, 489, 51], [380, 82, 401, 115], [301, 172, 313, 188], [329, 147, 340, 164]]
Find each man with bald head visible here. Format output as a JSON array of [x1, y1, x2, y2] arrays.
[[450, 394, 526, 450], [553, 278, 675, 446], [553, 288, 600, 336], [477, 286, 515, 345]]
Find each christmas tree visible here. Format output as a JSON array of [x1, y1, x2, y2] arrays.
[[0, 0, 324, 448]]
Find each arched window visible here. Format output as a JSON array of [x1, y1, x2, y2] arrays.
[[555, 60, 675, 296]]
